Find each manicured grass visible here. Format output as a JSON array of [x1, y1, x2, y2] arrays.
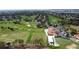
[[0, 20, 47, 46], [48, 37, 79, 49], [56, 37, 73, 49], [48, 15, 62, 25]]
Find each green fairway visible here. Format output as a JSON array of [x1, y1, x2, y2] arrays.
[[48, 15, 62, 25]]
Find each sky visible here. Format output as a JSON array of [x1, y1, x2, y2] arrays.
[[0, 0, 79, 10]]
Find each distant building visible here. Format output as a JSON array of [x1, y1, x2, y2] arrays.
[[74, 32, 79, 40], [48, 26, 58, 36]]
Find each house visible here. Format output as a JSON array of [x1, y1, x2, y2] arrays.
[[44, 26, 59, 46], [70, 32, 79, 42], [48, 26, 58, 36], [74, 32, 79, 40]]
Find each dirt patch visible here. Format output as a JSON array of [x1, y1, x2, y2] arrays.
[[65, 43, 77, 49]]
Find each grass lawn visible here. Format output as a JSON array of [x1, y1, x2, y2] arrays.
[[0, 20, 48, 47], [48, 15, 62, 25], [48, 37, 79, 49]]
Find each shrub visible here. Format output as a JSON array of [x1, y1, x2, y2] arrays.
[[4, 42, 12, 49], [0, 41, 5, 49], [70, 28, 77, 35], [39, 38, 46, 47], [31, 38, 46, 48], [13, 39, 25, 49], [13, 39, 24, 44], [8, 27, 15, 31]]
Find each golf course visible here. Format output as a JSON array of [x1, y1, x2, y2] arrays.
[[0, 14, 79, 49]]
